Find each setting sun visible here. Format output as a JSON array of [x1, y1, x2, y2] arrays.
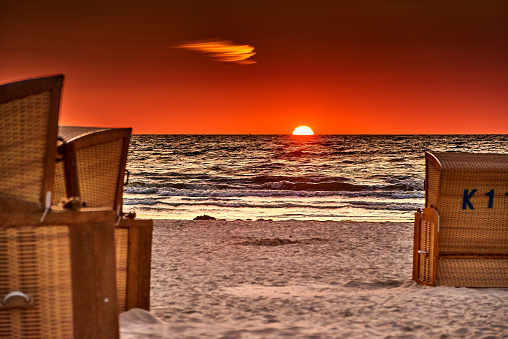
[[293, 126, 314, 135]]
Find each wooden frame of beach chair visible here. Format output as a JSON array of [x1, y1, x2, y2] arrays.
[[413, 151, 508, 287], [115, 218, 153, 312], [0, 75, 62, 213], [56, 126, 153, 312], [0, 209, 119, 338]]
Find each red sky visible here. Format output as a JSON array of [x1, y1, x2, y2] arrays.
[[1, 0, 507, 134]]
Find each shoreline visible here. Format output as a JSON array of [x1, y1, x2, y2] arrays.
[[134, 213, 415, 223], [121, 219, 508, 338]]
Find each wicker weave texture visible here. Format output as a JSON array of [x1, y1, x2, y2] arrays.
[[58, 126, 109, 142], [437, 258, 508, 287], [75, 139, 123, 208], [115, 228, 129, 313], [53, 160, 67, 207], [0, 226, 74, 338], [418, 219, 435, 285], [439, 228, 508, 254], [437, 168, 507, 254], [0, 93, 51, 206], [426, 152, 508, 254], [433, 152, 508, 171], [439, 169, 508, 227], [426, 163, 440, 208]]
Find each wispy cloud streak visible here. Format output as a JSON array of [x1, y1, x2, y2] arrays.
[[176, 39, 256, 65]]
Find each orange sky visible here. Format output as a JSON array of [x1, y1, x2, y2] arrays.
[[1, 0, 507, 134]]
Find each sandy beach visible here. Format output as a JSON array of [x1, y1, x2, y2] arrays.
[[120, 219, 508, 338]]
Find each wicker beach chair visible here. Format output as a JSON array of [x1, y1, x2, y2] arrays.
[[56, 126, 131, 211], [0, 75, 62, 213], [57, 126, 153, 312], [0, 76, 119, 338], [413, 151, 508, 287]]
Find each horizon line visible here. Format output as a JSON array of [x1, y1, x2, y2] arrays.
[[131, 132, 508, 136]]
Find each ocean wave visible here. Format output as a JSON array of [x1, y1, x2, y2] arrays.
[[330, 151, 358, 156], [258, 181, 366, 191], [278, 150, 306, 157], [123, 198, 370, 210], [379, 183, 420, 191], [251, 175, 348, 184], [125, 187, 159, 194], [182, 150, 208, 156], [123, 198, 159, 206], [124, 183, 425, 198], [125, 187, 345, 198], [347, 200, 421, 211], [250, 162, 285, 170], [122, 197, 422, 213]]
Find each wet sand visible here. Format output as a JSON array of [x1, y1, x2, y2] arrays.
[[120, 219, 508, 338]]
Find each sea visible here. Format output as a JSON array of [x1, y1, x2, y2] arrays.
[[123, 135, 508, 222]]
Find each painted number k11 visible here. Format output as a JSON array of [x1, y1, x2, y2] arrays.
[[462, 189, 508, 210]]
